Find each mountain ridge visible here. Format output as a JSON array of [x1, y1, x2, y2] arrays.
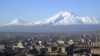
[[6, 11, 100, 26], [1, 11, 100, 32], [33, 11, 100, 25]]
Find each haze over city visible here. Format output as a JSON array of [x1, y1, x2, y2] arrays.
[[0, 0, 100, 56]]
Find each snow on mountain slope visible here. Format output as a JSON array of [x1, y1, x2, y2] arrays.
[[6, 11, 100, 26], [6, 18, 26, 25], [2, 11, 100, 32], [33, 11, 100, 25]]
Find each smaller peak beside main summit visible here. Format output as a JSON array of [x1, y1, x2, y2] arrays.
[[11, 18, 24, 23], [6, 18, 25, 26]]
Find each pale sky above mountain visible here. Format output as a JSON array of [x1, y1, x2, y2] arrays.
[[0, 0, 100, 26]]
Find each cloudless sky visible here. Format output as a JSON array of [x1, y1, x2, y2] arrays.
[[0, 0, 100, 25]]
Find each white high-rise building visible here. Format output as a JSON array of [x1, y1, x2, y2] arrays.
[[61, 47, 65, 53], [48, 47, 52, 52]]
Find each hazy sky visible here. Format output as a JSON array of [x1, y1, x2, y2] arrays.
[[0, 0, 100, 25]]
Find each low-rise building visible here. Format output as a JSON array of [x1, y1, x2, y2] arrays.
[[91, 47, 100, 55], [0, 44, 5, 49]]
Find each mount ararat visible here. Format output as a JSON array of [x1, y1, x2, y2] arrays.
[[0, 11, 100, 32]]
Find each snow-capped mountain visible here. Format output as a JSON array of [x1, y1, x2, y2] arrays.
[[1, 11, 100, 32], [6, 11, 100, 26], [33, 11, 100, 25], [6, 18, 26, 25]]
